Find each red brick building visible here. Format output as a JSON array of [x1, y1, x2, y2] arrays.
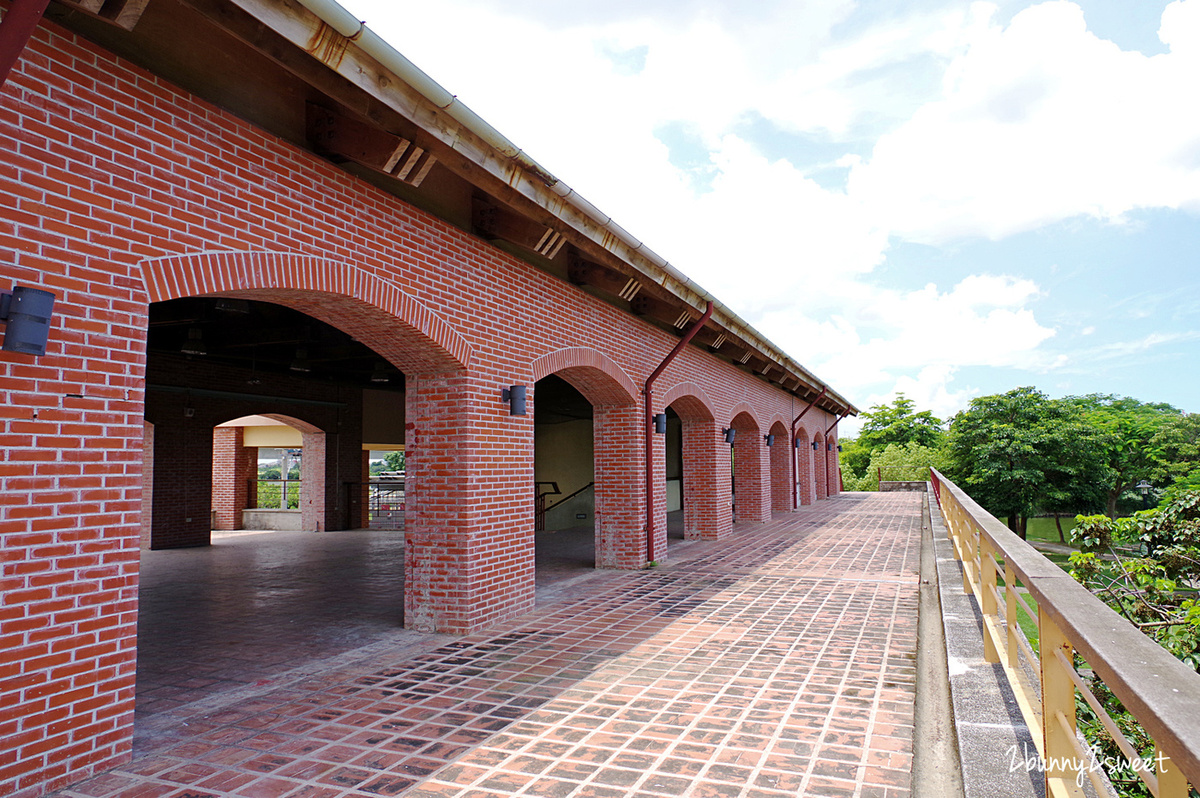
[[0, 0, 856, 794]]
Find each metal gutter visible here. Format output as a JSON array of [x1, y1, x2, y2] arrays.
[[284, 0, 857, 415]]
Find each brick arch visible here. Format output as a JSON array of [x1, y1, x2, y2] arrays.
[[531, 347, 637, 407], [141, 251, 472, 374], [729, 405, 762, 432], [660, 382, 716, 422]]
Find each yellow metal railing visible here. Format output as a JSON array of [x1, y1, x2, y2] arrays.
[[931, 469, 1200, 798]]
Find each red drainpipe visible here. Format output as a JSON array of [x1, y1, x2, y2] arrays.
[[0, 0, 51, 92], [790, 386, 827, 508], [645, 300, 713, 564]]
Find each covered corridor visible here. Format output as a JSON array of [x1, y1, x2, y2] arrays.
[[59, 493, 924, 798]]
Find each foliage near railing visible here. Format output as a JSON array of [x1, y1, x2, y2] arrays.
[[932, 469, 1200, 798]]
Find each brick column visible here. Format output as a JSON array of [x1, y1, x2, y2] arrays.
[[404, 373, 536, 633], [795, 431, 815, 506], [732, 424, 770, 524], [769, 425, 791, 513], [594, 403, 646, 568], [211, 426, 243, 531], [682, 420, 731, 540]]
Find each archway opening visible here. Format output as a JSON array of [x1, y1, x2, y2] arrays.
[[533, 374, 596, 581], [138, 296, 411, 720], [664, 407, 684, 540]]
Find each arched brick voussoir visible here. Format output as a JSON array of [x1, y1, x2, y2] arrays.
[[729, 403, 763, 432], [141, 251, 473, 375], [660, 382, 716, 422], [531, 347, 638, 407]]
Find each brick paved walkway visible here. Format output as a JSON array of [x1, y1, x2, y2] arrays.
[[57, 492, 922, 798]]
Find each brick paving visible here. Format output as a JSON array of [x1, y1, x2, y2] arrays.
[[56, 492, 922, 798]]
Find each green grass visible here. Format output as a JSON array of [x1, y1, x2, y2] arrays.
[[1025, 515, 1079, 544]]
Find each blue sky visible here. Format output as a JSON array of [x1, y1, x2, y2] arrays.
[[337, 0, 1200, 432]]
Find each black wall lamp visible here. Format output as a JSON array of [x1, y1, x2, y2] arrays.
[[723, 428, 736, 444], [765, 434, 775, 447], [501, 384, 527, 416], [811, 441, 819, 450], [827, 442, 834, 451], [794, 437, 802, 449], [0, 285, 56, 356], [654, 413, 667, 434]]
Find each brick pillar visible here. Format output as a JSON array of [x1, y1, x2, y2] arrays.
[[732, 423, 770, 524], [827, 438, 841, 497], [142, 422, 154, 548], [404, 373, 535, 633], [769, 425, 791, 513], [240, 445, 257, 512], [299, 430, 326, 531], [359, 449, 371, 529], [150, 412, 213, 548], [211, 426, 243, 531], [795, 431, 815, 506], [648, 411, 667, 564], [594, 403, 646, 568], [682, 419, 731, 540], [815, 436, 828, 500]]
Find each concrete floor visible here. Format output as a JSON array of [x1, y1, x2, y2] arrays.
[[57, 495, 923, 797]]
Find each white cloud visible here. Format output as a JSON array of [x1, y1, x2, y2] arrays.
[[334, 0, 1197, 419], [848, 0, 1200, 243]]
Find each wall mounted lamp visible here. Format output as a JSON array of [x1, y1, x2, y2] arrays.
[[765, 434, 775, 447], [811, 441, 819, 450], [501, 384, 527, 416], [837, 444, 843, 452], [723, 428, 736, 444], [0, 285, 56, 356], [654, 413, 667, 434], [827, 442, 834, 451], [794, 438, 802, 449]]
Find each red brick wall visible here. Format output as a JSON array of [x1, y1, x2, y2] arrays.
[[0, 17, 846, 796], [210, 426, 243, 531]]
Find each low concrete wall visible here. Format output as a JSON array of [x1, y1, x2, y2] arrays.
[[881, 481, 927, 492], [243, 509, 304, 531]]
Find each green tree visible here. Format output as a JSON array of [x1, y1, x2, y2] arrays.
[[842, 394, 945, 478], [1066, 394, 1181, 518], [383, 450, 406, 472], [1151, 413, 1200, 493], [946, 387, 1106, 538], [843, 442, 949, 491]]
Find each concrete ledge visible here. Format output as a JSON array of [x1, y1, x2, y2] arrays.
[[929, 485, 1044, 798], [243, 509, 304, 531]]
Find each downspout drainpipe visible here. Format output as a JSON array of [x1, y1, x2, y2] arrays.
[[645, 301, 713, 565], [825, 409, 849, 437], [0, 0, 51, 92], [790, 386, 827, 509]]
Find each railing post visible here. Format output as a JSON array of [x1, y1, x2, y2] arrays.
[[1005, 562, 1019, 670], [1041, 606, 1083, 797], [981, 539, 998, 663], [1157, 749, 1188, 798]]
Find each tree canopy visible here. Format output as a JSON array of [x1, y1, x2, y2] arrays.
[[1064, 394, 1182, 517], [841, 394, 945, 479], [945, 387, 1107, 537]]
